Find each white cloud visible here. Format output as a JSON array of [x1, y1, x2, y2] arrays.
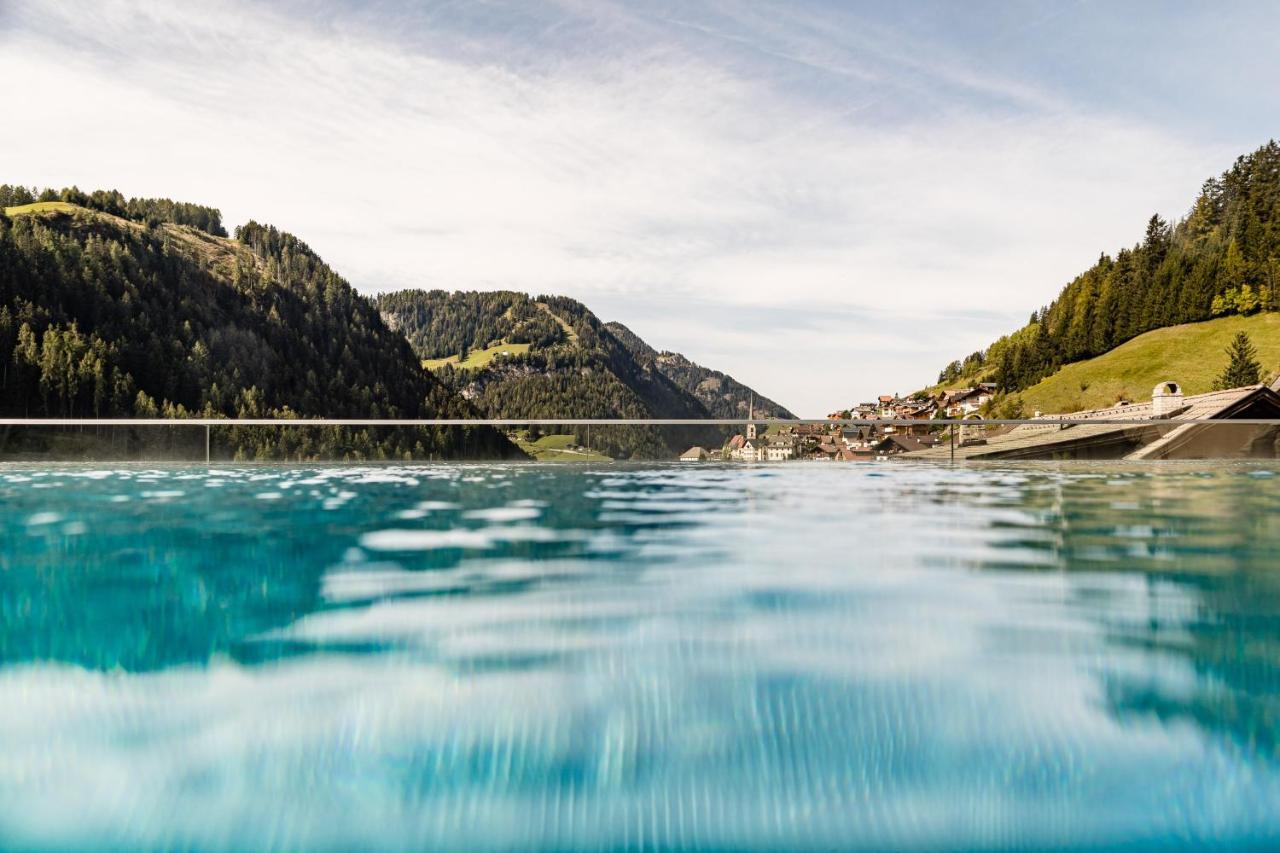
[[0, 0, 1238, 414]]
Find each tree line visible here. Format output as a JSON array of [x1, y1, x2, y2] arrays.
[[376, 289, 567, 359]]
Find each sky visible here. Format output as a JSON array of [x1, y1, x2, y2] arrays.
[[2, 1, 1278, 416]]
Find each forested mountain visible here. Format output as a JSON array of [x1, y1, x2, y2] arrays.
[[376, 290, 787, 457], [604, 321, 795, 420], [936, 141, 1280, 397], [0, 186, 519, 460]]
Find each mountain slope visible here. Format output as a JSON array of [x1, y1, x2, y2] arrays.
[[376, 290, 763, 458], [936, 140, 1280, 395], [604, 321, 795, 419], [1007, 313, 1280, 415], [0, 192, 518, 460]]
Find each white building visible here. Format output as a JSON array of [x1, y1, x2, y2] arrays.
[[765, 441, 794, 461]]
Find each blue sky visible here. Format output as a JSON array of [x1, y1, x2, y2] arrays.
[[3, 1, 1277, 415]]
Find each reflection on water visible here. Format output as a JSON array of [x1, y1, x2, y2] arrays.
[[2, 462, 1280, 849]]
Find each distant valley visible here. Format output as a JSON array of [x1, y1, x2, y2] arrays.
[[376, 289, 793, 458]]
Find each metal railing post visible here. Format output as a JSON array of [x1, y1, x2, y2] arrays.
[[950, 427, 955, 462]]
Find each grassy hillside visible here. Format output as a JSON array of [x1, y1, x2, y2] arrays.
[[423, 342, 531, 371], [512, 432, 612, 461], [934, 141, 1280, 397], [1016, 313, 1280, 414], [4, 201, 81, 216]]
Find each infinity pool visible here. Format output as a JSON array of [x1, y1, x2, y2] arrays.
[[2, 462, 1279, 850]]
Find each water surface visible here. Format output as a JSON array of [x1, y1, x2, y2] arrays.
[[2, 462, 1280, 850]]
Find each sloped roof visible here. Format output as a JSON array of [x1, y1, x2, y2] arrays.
[[1129, 385, 1280, 459], [1052, 385, 1269, 422], [905, 384, 1278, 461], [878, 434, 929, 453], [910, 422, 1160, 460]]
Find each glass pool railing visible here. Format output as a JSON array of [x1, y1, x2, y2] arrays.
[[2, 417, 1280, 462]]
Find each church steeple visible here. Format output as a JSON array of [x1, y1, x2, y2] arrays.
[[746, 394, 757, 440]]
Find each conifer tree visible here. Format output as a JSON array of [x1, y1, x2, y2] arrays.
[[1215, 331, 1262, 390], [1225, 240, 1247, 288]]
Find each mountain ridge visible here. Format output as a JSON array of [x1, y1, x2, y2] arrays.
[[603, 321, 795, 420], [376, 289, 792, 457]]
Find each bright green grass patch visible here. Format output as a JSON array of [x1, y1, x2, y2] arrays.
[[422, 341, 531, 371], [522, 447, 612, 461], [3, 201, 82, 216], [529, 433, 577, 450], [512, 432, 612, 462], [1017, 313, 1280, 414]]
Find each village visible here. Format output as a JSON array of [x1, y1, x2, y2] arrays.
[[679, 384, 999, 462], [681, 377, 1280, 462]]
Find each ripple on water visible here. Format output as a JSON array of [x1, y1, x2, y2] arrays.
[[1, 461, 1279, 849], [462, 506, 543, 522], [25, 512, 62, 526]]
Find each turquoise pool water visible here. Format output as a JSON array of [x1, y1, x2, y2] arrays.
[[2, 462, 1280, 850]]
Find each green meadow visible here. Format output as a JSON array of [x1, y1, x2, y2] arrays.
[[422, 341, 532, 371], [512, 432, 612, 461], [3, 201, 82, 216], [1016, 313, 1280, 414]]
